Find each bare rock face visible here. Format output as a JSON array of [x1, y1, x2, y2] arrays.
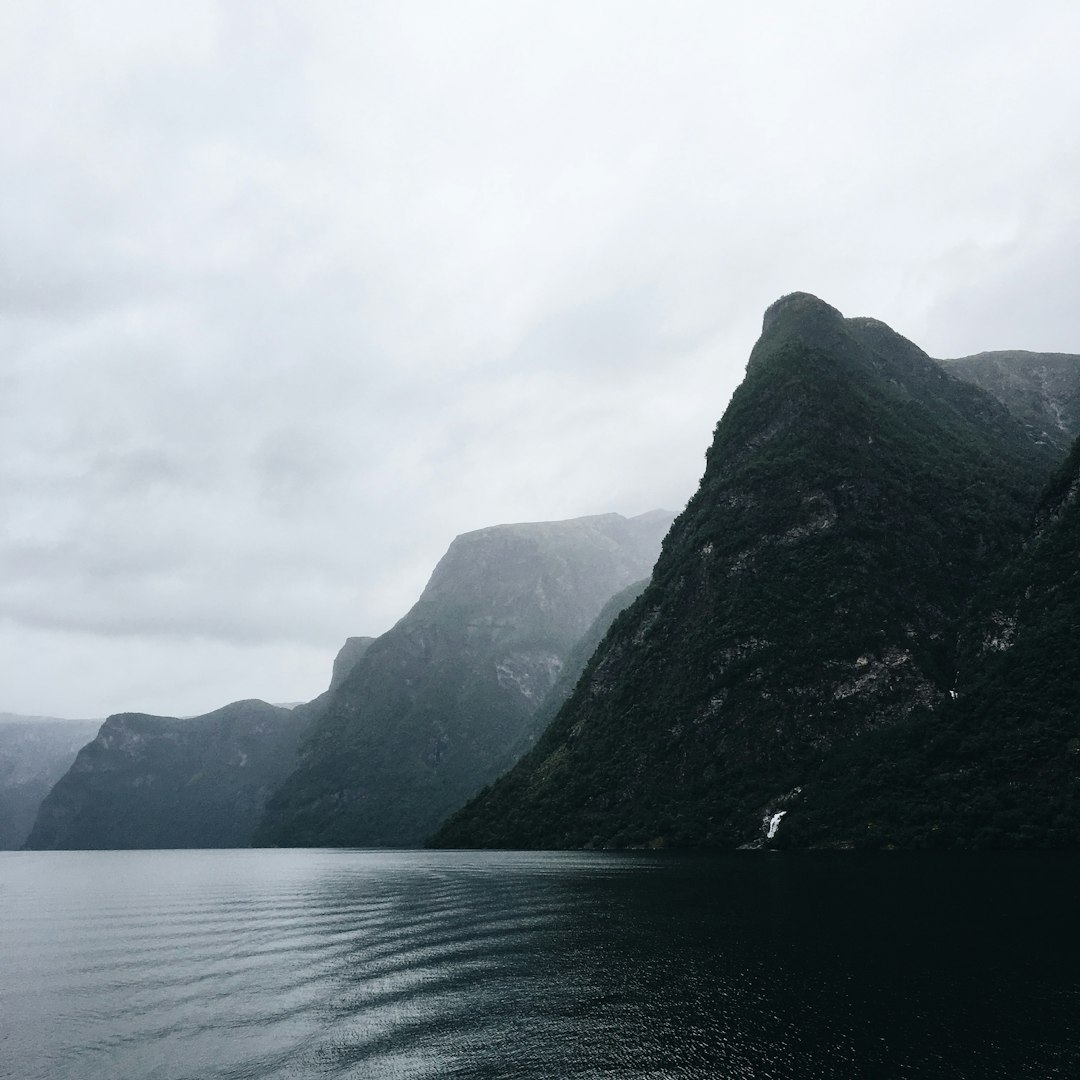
[[433, 294, 1060, 852], [24, 700, 308, 849], [255, 510, 673, 848]]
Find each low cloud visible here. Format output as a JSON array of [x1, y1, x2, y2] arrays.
[[2, 1, 1078, 716]]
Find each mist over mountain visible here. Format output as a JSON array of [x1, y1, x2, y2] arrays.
[[941, 351, 1080, 455], [329, 637, 376, 693], [0, 715, 101, 849], [18, 295, 1079, 855], [19, 633, 383, 850], [24, 700, 310, 850], [434, 294, 1070, 851], [256, 511, 673, 848]]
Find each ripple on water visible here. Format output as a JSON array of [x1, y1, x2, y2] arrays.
[[1, 850, 1079, 1080]]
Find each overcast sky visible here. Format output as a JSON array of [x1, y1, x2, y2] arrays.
[[2, 1, 1079, 719]]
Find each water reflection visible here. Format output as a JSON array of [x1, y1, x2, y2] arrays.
[[1, 850, 1077, 1079]]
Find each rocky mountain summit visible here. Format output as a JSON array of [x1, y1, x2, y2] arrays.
[[256, 510, 673, 847], [434, 293, 1070, 850]]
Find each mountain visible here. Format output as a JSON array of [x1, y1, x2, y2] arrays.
[[941, 351, 1080, 455], [467, 576, 652, 796], [433, 293, 1063, 851], [23, 700, 310, 849], [20, 631, 380, 851], [255, 511, 674, 848], [0, 715, 101, 848], [329, 636, 376, 692], [783, 435, 1080, 847]]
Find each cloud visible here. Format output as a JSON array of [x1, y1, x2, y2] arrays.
[[2, 1, 1079, 716]]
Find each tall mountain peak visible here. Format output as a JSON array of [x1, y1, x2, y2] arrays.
[[760, 291, 844, 334], [434, 302, 1064, 851]]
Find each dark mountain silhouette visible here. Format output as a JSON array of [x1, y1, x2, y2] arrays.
[[784, 434, 1080, 847], [433, 293, 1064, 850]]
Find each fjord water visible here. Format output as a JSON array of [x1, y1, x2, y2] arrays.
[[1, 851, 1077, 1079]]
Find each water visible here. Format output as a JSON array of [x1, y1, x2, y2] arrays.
[[1, 850, 1077, 1079]]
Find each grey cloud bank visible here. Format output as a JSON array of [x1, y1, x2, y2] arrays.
[[2, 1, 1079, 717]]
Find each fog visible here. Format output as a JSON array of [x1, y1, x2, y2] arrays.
[[3, 1, 1078, 717]]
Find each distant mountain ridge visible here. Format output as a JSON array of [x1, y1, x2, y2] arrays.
[[433, 293, 1069, 850], [20, 633, 379, 850], [0, 715, 101, 848], [329, 637, 376, 692], [24, 699, 310, 849], [24, 511, 670, 850], [940, 350, 1080, 454], [255, 510, 673, 848], [17, 295, 1079, 854]]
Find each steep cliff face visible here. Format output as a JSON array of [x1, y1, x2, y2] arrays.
[[0, 716, 100, 848], [941, 351, 1080, 455], [329, 637, 376, 692], [24, 700, 308, 849], [255, 511, 673, 847], [433, 294, 1059, 851]]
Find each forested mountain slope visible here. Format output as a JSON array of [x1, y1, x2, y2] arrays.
[[256, 511, 672, 847], [434, 293, 1062, 850], [785, 435, 1080, 847], [25, 699, 310, 849]]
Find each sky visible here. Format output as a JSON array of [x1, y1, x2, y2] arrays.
[[2, 1, 1079, 719]]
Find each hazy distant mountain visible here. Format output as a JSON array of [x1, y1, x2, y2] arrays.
[[0, 715, 101, 848], [329, 636, 376, 692], [941, 350, 1080, 455], [256, 510, 674, 848], [433, 294, 1062, 850], [24, 700, 310, 849], [19, 632, 381, 850]]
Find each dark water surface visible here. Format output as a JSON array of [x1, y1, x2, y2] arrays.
[[1, 850, 1077, 1079]]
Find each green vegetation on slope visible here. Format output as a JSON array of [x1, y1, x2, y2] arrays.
[[432, 293, 1061, 851], [784, 437, 1080, 848], [255, 512, 672, 848], [24, 700, 308, 849]]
